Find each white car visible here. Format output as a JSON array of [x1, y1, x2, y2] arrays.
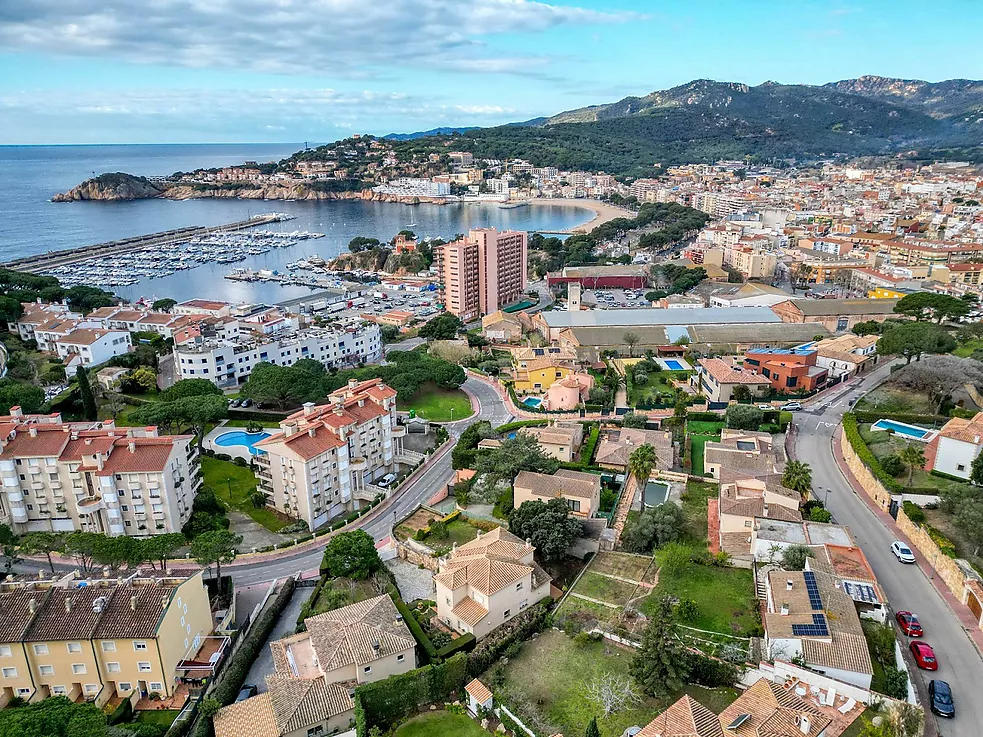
[[780, 402, 803, 412], [377, 473, 397, 488], [757, 404, 773, 411], [892, 541, 916, 564]]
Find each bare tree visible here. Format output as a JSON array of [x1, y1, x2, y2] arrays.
[[585, 673, 643, 716], [890, 355, 983, 414]]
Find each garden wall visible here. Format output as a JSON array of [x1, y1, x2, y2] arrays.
[[396, 539, 441, 572], [895, 507, 971, 600], [838, 427, 893, 511]]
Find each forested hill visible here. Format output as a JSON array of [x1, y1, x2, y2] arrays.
[[392, 77, 983, 177]]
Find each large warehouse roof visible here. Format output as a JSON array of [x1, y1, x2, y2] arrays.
[[542, 307, 782, 329]]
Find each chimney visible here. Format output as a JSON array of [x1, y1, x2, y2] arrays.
[[334, 405, 344, 416], [308, 427, 316, 438], [358, 399, 364, 407], [9, 406, 22, 419], [302, 402, 315, 417], [780, 603, 790, 616], [65, 597, 72, 612], [128, 440, 137, 453], [786, 579, 794, 591], [130, 595, 138, 611], [284, 421, 297, 437], [28, 427, 37, 437], [28, 598, 37, 614], [348, 379, 358, 390], [526, 538, 532, 549], [371, 639, 380, 652], [799, 715, 811, 735]]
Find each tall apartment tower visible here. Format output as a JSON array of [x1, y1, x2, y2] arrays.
[[436, 228, 528, 321]]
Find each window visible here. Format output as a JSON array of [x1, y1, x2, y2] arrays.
[[0, 645, 11, 657], [504, 609, 511, 618], [785, 376, 798, 388], [308, 727, 325, 737], [363, 666, 371, 674], [72, 664, 86, 675], [118, 682, 132, 692], [107, 663, 121, 673], [85, 684, 99, 694], [397, 654, 404, 662], [1, 667, 16, 678], [137, 662, 152, 672], [51, 685, 67, 695], [101, 641, 116, 652], [32, 644, 48, 655], [67, 642, 82, 653], [15, 688, 30, 696], [519, 599, 528, 610], [133, 641, 147, 651], [39, 665, 54, 675], [957, 464, 966, 472], [445, 597, 451, 606], [149, 682, 164, 692]]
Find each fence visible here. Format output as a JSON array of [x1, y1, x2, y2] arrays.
[[497, 703, 538, 737]]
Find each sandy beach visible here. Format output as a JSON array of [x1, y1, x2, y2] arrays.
[[527, 198, 635, 233]]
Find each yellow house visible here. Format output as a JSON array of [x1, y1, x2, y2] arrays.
[[513, 357, 574, 394], [0, 571, 212, 706]]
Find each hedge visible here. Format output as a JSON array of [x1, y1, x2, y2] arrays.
[[901, 501, 927, 525], [930, 469, 968, 483], [466, 600, 551, 677], [581, 423, 601, 465], [925, 524, 957, 558], [686, 411, 724, 422], [108, 696, 133, 725], [354, 652, 468, 735], [842, 413, 903, 493], [853, 410, 947, 426], [390, 593, 437, 664], [436, 632, 476, 659], [494, 419, 549, 433]]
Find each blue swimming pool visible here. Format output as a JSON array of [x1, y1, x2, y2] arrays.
[[664, 360, 685, 371], [521, 397, 543, 408], [214, 430, 271, 455], [870, 419, 931, 441]]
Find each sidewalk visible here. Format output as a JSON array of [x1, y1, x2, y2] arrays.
[[831, 428, 983, 654]]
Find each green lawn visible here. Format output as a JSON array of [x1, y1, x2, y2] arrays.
[[397, 382, 474, 422], [855, 386, 936, 415], [689, 434, 719, 477], [427, 518, 486, 547], [629, 371, 693, 406], [681, 481, 718, 544], [687, 420, 725, 434], [647, 552, 757, 636], [953, 338, 983, 358], [497, 630, 738, 737], [574, 571, 641, 605], [201, 456, 288, 532], [304, 577, 384, 619], [134, 710, 180, 727], [393, 711, 488, 737]]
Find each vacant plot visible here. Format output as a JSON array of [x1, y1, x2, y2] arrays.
[[574, 572, 644, 606], [855, 385, 935, 415], [646, 554, 758, 637], [496, 630, 738, 737], [590, 551, 658, 584], [398, 383, 473, 422], [681, 481, 719, 545], [393, 711, 488, 737], [689, 434, 718, 477], [395, 508, 442, 540], [201, 456, 288, 532], [425, 518, 485, 549]]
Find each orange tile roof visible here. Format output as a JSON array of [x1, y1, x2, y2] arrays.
[[465, 678, 493, 705], [450, 596, 488, 626], [637, 694, 724, 737], [97, 437, 186, 474], [719, 679, 830, 737], [0, 427, 71, 459], [939, 413, 983, 444]]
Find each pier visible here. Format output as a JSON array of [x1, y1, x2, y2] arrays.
[[3, 213, 289, 274]]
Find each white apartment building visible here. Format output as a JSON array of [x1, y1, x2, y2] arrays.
[[55, 329, 132, 368], [253, 379, 410, 530], [0, 408, 200, 536], [7, 303, 79, 343], [173, 323, 381, 386], [371, 178, 450, 197]]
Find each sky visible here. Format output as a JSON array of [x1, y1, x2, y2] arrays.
[[1, 0, 982, 145]]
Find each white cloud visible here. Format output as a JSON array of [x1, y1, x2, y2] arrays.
[[0, 0, 639, 77]]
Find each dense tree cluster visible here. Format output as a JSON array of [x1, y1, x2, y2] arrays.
[[508, 497, 583, 560], [0, 269, 116, 315]]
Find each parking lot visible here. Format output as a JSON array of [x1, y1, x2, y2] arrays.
[[583, 287, 651, 309]]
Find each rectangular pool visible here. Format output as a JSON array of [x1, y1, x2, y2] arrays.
[[644, 481, 670, 507], [521, 397, 543, 408], [656, 357, 692, 372], [870, 419, 935, 442]]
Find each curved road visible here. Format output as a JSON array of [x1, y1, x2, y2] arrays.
[[224, 376, 512, 587], [794, 363, 982, 737]]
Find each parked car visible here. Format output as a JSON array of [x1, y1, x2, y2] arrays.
[[236, 684, 258, 702], [229, 398, 241, 408], [892, 541, 916, 564], [896, 610, 923, 637], [929, 679, 955, 718], [757, 404, 773, 411], [240, 398, 252, 408], [910, 641, 939, 670], [780, 401, 802, 411], [378, 472, 397, 488]]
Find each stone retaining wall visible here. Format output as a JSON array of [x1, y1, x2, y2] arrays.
[[896, 507, 973, 601], [395, 538, 441, 572], [839, 427, 893, 511]]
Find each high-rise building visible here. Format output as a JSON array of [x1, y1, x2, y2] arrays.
[[436, 228, 528, 321]]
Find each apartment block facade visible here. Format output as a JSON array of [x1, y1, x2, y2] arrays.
[[436, 228, 528, 321], [0, 571, 212, 706], [173, 322, 381, 386], [0, 409, 200, 537], [253, 379, 406, 530]]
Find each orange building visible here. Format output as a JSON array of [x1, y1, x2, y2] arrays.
[[435, 228, 528, 321], [743, 347, 828, 394]]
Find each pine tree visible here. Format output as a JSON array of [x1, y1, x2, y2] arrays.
[[630, 595, 691, 698], [585, 716, 601, 737], [76, 366, 97, 421]]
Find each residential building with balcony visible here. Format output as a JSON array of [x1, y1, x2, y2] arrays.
[[435, 528, 552, 639], [0, 408, 199, 536], [253, 379, 409, 531], [742, 347, 828, 394], [173, 322, 381, 386], [0, 570, 212, 706], [55, 329, 132, 369], [513, 469, 601, 518], [435, 229, 528, 321]]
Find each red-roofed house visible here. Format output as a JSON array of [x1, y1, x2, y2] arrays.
[[695, 357, 770, 403], [253, 379, 404, 530]]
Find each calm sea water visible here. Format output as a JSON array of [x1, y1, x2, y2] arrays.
[[0, 144, 590, 303]]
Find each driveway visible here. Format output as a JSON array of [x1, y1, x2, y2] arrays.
[[243, 584, 307, 694], [795, 364, 983, 737]]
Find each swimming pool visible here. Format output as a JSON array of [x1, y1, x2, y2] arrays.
[[643, 480, 670, 507], [655, 357, 692, 372], [521, 397, 543, 408], [214, 430, 271, 455], [870, 419, 935, 442]]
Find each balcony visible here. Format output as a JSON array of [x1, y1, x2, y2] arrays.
[[349, 457, 367, 471], [391, 425, 407, 438], [6, 489, 23, 503], [76, 496, 104, 515]]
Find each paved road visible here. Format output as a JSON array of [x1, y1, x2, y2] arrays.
[[224, 376, 512, 587], [794, 364, 982, 736]]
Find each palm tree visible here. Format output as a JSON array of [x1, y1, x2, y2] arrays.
[[782, 460, 813, 495], [628, 444, 657, 484], [899, 443, 927, 488]]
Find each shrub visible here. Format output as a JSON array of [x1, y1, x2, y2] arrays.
[[108, 696, 133, 725], [436, 633, 477, 659], [842, 414, 902, 493], [688, 653, 739, 687], [925, 524, 957, 558], [901, 500, 926, 525], [494, 420, 548, 433], [725, 404, 763, 431], [391, 593, 437, 663], [675, 599, 699, 622], [880, 454, 905, 477]]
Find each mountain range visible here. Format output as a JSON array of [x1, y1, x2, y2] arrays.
[[392, 76, 983, 176]]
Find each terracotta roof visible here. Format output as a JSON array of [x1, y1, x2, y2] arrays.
[[179, 299, 229, 311], [465, 678, 493, 705], [699, 358, 772, 385], [98, 437, 184, 475], [514, 469, 600, 500], [450, 596, 489, 626], [60, 328, 122, 346], [25, 585, 114, 642], [214, 693, 279, 737], [266, 675, 353, 732], [277, 425, 346, 460], [435, 527, 551, 601], [0, 588, 46, 644], [719, 679, 830, 737], [594, 428, 674, 470], [93, 582, 176, 640], [301, 595, 415, 672], [522, 423, 583, 447], [637, 694, 724, 737], [939, 413, 983, 444], [0, 427, 71, 459]]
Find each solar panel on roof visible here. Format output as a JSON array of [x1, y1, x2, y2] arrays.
[[533, 348, 545, 356], [791, 613, 830, 637], [726, 714, 751, 730], [843, 581, 879, 604], [803, 571, 823, 610]]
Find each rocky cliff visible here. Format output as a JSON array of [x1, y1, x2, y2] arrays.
[[52, 172, 165, 202]]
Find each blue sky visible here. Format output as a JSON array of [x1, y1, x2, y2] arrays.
[[1, 0, 981, 145]]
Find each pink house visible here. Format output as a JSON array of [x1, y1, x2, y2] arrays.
[[544, 372, 594, 410]]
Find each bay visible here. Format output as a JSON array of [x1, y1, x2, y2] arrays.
[[0, 144, 590, 304]]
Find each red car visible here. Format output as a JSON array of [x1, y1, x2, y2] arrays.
[[910, 641, 939, 670], [896, 611, 923, 637]]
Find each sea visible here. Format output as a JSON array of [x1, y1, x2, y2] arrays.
[[0, 144, 591, 304]]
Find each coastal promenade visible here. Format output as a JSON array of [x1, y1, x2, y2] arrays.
[[3, 212, 285, 274]]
